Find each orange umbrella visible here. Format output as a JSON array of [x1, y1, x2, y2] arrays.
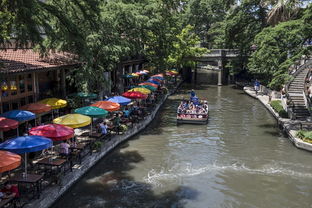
[[91, 101, 120, 112], [20, 103, 51, 114], [0, 117, 18, 132], [0, 151, 21, 173]]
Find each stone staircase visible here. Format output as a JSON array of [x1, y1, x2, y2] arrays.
[[287, 67, 310, 120]]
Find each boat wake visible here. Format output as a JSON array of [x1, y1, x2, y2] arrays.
[[144, 162, 312, 187]]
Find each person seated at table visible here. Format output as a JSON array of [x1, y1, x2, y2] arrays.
[[59, 140, 71, 157], [113, 114, 121, 133], [123, 107, 131, 118], [99, 122, 108, 136], [1, 182, 19, 199]]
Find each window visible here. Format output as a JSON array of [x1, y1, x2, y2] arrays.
[[28, 95, 33, 103], [19, 75, 25, 93], [27, 74, 33, 92], [2, 102, 9, 113], [20, 98, 26, 106], [11, 101, 18, 110]]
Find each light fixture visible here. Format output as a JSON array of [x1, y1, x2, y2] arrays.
[[1, 81, 8, 91], [10, 81, 17, 91]]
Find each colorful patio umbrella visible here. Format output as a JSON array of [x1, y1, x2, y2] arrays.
[[170, 70, 178, 75], [1, 110, 35, 122], [29, 124, 74, 141], [91, 101, 120, 112], [123, 74, 134, 78], [151, 76, 164, 80], [147, 79, 160, 85], [128, 87, 151, 95], [106, 96, 132, 106], [139, 85, 157, 91], [0, 135, 52, 175], [122, 91, 148, 99], [68, 92, 97, 99], [138, 71, 148, 75], [130, 73, 139, 77], [0, 151, 21, 173], [39, 98, 67, 109], [152, 73, 163, 77], [150, 77, 162, 83], [20, 103, 51, 114], [0, 117, 19, 132], [53, 114, 91, 128], [139, 82, 158, 88], [74, 106, 108, 118]]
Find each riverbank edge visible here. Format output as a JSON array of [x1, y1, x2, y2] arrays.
[[243, 86, 312, 152], [26, 81, 183, 208]]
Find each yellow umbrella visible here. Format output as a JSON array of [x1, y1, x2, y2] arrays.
[[39, 98, 67, 109], [130, 73, 139, 77], [128, 87, 151, 94], [53, 114, 91, 128]]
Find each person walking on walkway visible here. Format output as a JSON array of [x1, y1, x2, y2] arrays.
[[254, 79, 260, 95]]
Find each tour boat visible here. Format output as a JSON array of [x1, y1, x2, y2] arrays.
[[176, 100, 209, 124]]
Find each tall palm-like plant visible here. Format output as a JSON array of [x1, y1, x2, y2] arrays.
[[261, 0, 305, 26]]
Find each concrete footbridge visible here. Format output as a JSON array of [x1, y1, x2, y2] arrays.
[[190, 49, 240, 85]]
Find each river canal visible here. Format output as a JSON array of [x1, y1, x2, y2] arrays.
[[53, 84, 312, 208]]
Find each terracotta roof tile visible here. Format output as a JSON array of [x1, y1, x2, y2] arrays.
[[0, 49, 79, 74]]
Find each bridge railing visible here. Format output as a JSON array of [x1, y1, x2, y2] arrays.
[[202, 49, 239, 57]]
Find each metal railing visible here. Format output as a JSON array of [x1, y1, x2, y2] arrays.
[[285, 59, 312, 119]]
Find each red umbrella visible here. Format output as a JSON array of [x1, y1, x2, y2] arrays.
[[29, 124, 74, 141], [20, 103, 51, 114], [122, 91, 148, 99], [0, 117, 19, 132]]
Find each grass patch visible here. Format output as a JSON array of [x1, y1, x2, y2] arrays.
[[270, 100, 288, 118], [296, 130, 312, 144]]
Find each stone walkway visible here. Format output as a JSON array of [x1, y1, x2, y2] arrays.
[[243, 86, 312, 152]]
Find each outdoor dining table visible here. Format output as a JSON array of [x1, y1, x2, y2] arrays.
[[36, 157, 69, 173], [69, 143, 91, 164], [9, 173, 44, 199]]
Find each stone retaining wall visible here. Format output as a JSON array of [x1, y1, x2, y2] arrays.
[[243, 86, 312, 152]]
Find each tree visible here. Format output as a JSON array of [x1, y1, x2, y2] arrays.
[[167, 24, 208, 69], [261, 0, 308, 26], [248, 15, 312, 89]]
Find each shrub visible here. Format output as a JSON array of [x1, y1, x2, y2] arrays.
[[296, 130, 312, 144], [270, 100, 288, 118]]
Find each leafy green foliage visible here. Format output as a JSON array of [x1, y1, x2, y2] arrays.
[[167, 25, 208, 69], [270, 100, 288, 118], [296, 130, 312, 143]]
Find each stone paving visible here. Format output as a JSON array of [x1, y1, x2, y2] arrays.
[[244, 86, 312, 152]]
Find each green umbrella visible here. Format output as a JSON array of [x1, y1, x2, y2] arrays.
[[68, 92, 98, 99], [139, 85, 157, 91], [74, 106, 108, 118]]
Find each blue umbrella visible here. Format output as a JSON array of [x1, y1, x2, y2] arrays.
[[147, 79, 160, 85], [0, 135, 52, 175], [106, 96, 132, 106], [151, 76, 164, 80], [1, 110, 35, 122]]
